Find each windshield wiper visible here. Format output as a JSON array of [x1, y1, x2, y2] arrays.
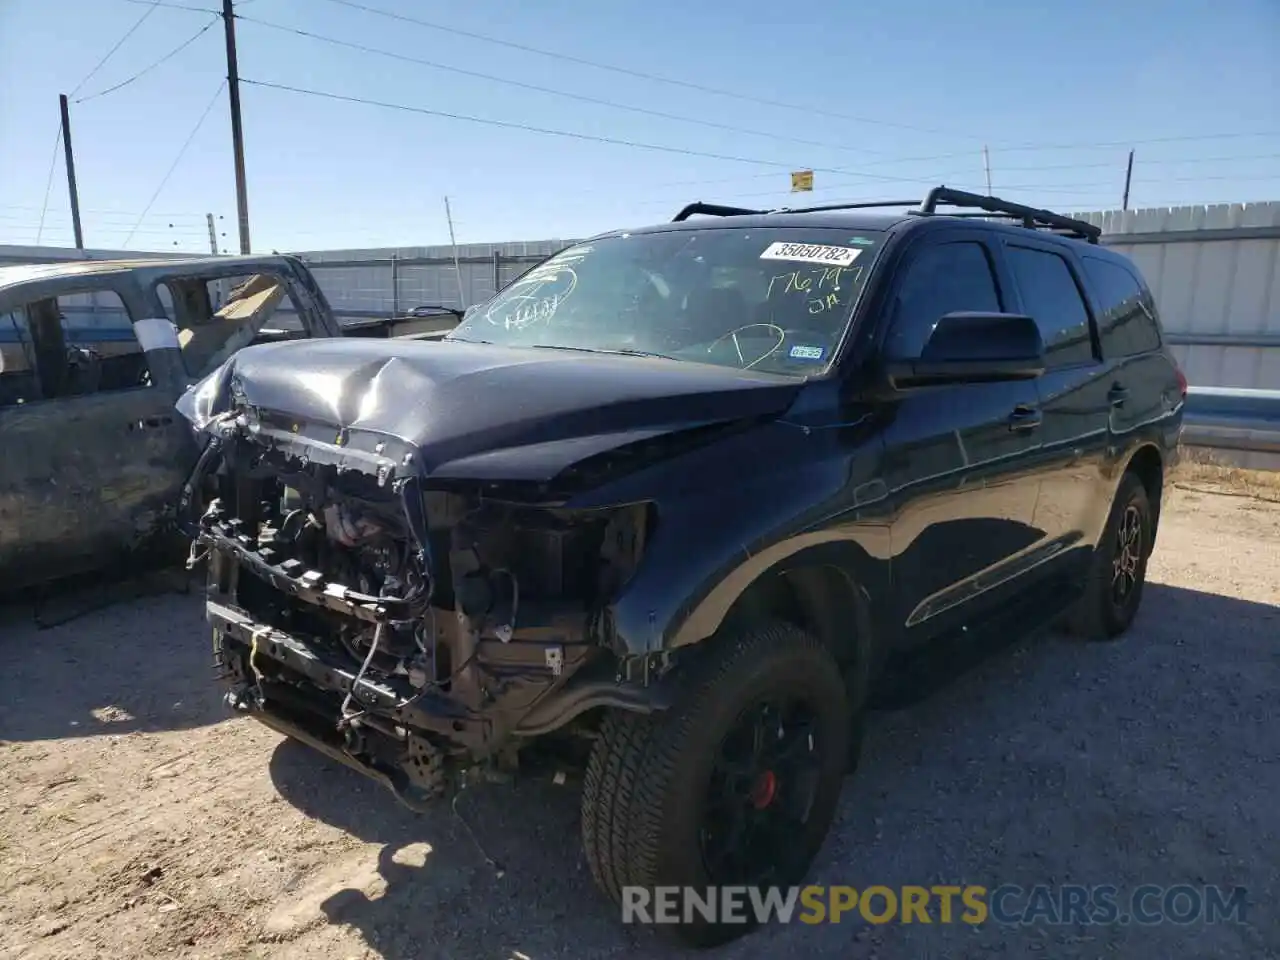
[[527, 344, 677, 361]]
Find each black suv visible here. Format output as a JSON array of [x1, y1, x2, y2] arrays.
[[177, 187, 1185, 946]]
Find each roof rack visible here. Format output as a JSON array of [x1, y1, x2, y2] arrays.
[[671, 199, 917, 222], [912, 186, 1101, 243], [672, 202, 764, 221], [667, 186, 1102, 243]]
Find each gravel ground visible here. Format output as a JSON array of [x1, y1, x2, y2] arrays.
[[1, 485, 1277, 960]]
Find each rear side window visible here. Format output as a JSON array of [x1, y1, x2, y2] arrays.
[[1004, 245, 1095, 367], [1, 290, 150, 405], [1081, 257, 1162, 358], [886, 241, 1002, 358]]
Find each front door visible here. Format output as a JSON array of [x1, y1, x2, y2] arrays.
[[0, 283, 192, 587], [876, 229, 1045, 647]]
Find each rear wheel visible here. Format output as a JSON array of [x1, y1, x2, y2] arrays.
[[581, 621, 851, 947], [1067, 471, 1153, 640]]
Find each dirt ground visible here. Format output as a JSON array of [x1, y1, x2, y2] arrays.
[[2, 484, 1277, 960]]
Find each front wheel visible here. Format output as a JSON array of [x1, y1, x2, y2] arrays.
[[581, 621, 851, 947], [1067, 471, 1154, 640]]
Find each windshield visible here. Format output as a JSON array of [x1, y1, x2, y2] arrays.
[[445, 226, 884, 375]]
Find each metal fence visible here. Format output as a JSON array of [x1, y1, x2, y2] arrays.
[[1074, 201, 1280, 392], [290, 239, 572, 323]]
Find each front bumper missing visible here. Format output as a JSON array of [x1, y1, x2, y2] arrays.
[[210, 597, 669, 806], [210, 599, 472, 730], [235, 693, 438, 812]]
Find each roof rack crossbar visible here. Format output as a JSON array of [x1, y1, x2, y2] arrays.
[[767, 199, 920, 215], [914, 186, 1101, 243], [672, 202, 764, 222]]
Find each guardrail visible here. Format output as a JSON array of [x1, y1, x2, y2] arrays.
[[1182, 387, 1280, 459]]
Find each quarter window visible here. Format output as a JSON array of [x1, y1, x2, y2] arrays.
[[1081, 256, 1162, 357]]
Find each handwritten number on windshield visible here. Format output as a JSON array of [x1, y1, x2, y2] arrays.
[[767, 265, 856, 315], [484, 264, 579, 328]]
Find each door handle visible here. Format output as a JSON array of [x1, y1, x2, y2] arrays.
[[1007, 405, 1042, 433], [1107, 383, 1130, 407], [135, 414, 173, 430]]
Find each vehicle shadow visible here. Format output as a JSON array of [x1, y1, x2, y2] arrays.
[[261, 580, 1280, 958], [0, 577, 224, 742], [267, 738, 670, 958]]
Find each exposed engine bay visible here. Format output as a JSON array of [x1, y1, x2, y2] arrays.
[[188, 427, 659, 808]]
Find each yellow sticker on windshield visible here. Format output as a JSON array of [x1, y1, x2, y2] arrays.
[[760, 242, 862, 267]]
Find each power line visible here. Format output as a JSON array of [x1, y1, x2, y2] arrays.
[[35, 123, 64, 245], [71, 0, 163, 97], [114, 0, 1280, 159], [312, 0, 978, 143], [7, 224, 215, 237], [315, 0, 1280, 153], [77, 15, 220, 102], [975, 152, 1280, 172], [582, 150, 1280, 197], [118, 0, 219, 12], [237, 13, 894, 161], [992, 131, 1280, 154], [0, 204, 212, 218], [242, 78, 1280, 204], [241, 78, 956, 184], [123, 80, 227, 246]]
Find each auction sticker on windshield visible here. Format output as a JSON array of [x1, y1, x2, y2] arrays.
[[760, 242, 862, 267]]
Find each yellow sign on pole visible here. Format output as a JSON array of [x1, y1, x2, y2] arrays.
[[791, 170, 814, 192]]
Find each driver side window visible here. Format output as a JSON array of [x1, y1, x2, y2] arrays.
[[885, 241, 1002, 359]]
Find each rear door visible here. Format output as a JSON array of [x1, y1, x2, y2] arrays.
[[1078, 254, 1182, 446], [0, 281, 192, 586], [995, 237, 1114, 581], [878, 228, 1045, 647]]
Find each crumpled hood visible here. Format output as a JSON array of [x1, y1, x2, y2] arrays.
[[176, 336, 803, 481]]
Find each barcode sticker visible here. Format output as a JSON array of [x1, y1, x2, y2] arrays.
[[760, 242, 862, 266]]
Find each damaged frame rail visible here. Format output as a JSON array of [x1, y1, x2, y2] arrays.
[[181, 418, 671, 811]]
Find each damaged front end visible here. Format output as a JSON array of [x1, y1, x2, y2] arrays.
[[181, 400, 669, 811], [175, 336, 805, 809]]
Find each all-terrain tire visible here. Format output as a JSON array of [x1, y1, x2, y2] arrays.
[[1066, 470, 1154, 641], [580, 709, 659, 902], [584, 621, 851, 948]]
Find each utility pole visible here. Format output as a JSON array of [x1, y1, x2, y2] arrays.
[[982, 145, 992, 195], [59, 95, 85, 249], [444, 196, 465, 307], [222, 0, 250, 253], [1122, 149, 1135, 211], [206, 213, 219, 254]]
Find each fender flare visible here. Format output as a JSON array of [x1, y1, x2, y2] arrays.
[[666, 535, 888, 700]]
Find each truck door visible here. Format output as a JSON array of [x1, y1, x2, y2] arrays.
[[0, 282, 193, 587]]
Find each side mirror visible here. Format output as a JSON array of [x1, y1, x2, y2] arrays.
[[885, 311, 1044, 389]]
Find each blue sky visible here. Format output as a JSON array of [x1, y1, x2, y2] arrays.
[[1, 0, 1277, 254]]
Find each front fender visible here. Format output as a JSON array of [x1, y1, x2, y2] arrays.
[[595, 419, 891, 655]]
